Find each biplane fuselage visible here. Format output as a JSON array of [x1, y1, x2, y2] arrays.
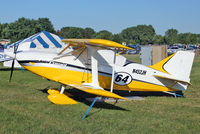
[[17, 50, 188, 92]]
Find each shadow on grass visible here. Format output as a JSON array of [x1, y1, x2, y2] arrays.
[[36, 87, 185, 119], [85, 108, 103, 118], [111, 90, 184, 97], [37, 86, 184, 119]]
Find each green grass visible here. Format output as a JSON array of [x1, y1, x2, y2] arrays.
[[0, 55, 200, 134], [123, 54, 141, 63]]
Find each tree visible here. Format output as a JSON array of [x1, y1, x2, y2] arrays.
[[84, 27, 95, 38], [0, 23, 2, 38], [1, 18, 35, 42], [2, 17, 200, 46], [197, 34, 200, 44], [95, 30, 113, 40], [1, 17, 55, 42], [178, 33, 187, 44], [36, 18, 55, 33], [120, 25, 155, 45], [178, 33, 198, 44], [153, 35, 164, 44], [188, 33, 197, 44], [164, 28, 178, 45], [57, 27, 86, 38], [112, 34, 123, 43]]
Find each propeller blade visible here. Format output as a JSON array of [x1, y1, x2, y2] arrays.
[[9, 59, 15, 82], [14, 44, 17, 53], [9, 44, 17, 82]]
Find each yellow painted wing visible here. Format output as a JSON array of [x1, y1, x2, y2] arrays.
[[48, 94, 78, 105], [68, 84, 128, 100], [62, 39, 133, 50]]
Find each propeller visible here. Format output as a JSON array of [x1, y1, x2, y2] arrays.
[[9, 44, 17, 82]]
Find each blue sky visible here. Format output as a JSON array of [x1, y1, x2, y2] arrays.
[[0, 0, 199, 35]]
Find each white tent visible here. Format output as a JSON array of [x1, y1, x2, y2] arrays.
[[4, 31, 70, 67]]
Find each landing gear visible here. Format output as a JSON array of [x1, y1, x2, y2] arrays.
[[47, 85, 66, 95], [59, 85, 66, 94], [163, 91, 183, 97]]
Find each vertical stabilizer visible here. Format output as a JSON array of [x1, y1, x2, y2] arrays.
[[149, 51, 195, 81]]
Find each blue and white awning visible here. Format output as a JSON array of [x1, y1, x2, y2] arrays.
[[6, 31, 66, 49]]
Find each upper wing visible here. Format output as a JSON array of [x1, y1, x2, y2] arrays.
[[57, 39, 133, 57], [62, 39, 133, 50]]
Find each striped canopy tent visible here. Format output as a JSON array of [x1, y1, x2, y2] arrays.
[[6, 31, 68, 50], [3, 31, 70, 67]]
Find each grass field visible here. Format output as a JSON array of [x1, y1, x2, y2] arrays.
[[0, 55, 199, 134]]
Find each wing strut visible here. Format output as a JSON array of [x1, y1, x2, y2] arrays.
[[110, 49, 116, 92], [82, 97, 98, 120], [82, 46, 103, 89]]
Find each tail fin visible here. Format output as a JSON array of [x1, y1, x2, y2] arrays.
[[149, 51, 195, 81]]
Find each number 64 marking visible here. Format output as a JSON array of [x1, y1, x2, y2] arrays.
[[114, 72, 132, 85]]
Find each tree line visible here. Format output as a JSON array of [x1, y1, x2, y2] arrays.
[[0, 17, 200, 45]]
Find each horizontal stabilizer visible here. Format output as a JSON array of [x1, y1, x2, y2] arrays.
[[48, 94, 78, 105], [69, 84, 128, 100], [153, 75, 191, 85]]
